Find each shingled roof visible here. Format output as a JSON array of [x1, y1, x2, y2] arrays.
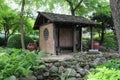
[[33, 12, 99, 29]]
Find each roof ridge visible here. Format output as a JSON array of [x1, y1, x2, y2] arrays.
[[37, 11, 85, 17]]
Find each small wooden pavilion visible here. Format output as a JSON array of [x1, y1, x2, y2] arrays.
[[33, 12, 100, 54]]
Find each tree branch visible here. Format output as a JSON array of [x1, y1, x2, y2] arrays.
[[65, 0, 74, 10], [73, 0, 84, 11], [8, 26, 18, 38], [65, 0, 75, 15]]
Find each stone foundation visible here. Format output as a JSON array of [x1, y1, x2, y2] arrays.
[[33, 52, 120, 80]]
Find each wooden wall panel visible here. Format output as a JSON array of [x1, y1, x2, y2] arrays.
[[59, 28, 73, 47]]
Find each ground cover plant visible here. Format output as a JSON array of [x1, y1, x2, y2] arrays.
[[86, 60, 120, 80], [0, 47, 45, 80]]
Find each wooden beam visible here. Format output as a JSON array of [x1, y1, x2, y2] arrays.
[[73, 26, 77, 52], [90, 27, 93, 49], [79, 27, 82, 51]]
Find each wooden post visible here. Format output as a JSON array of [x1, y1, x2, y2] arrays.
[[73, 26, 77, 52], [79, 27, 82, 51], [53, 24, 57, 54], [90, 27, 93, 49], [56, 27, 60, 55]]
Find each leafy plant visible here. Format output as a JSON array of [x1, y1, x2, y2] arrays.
[[0, 48, 45, 79], [87, 67, 120, 80], [96, 60, 120, 70], [86, 60, 120, 80]]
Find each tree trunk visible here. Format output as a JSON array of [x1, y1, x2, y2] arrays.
[[100, 25, 105, 45], [20, 0, 25, 49], [110, 0, 120, 54], [71, 9, 75, 16]]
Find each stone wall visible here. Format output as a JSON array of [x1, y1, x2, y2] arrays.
[[34, 53, 120, 80]]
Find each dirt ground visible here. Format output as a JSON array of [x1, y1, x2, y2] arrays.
[[42, 53, 74, 61]]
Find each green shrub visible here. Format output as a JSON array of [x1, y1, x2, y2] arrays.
[[94, 36, 101, 42], [31, 36, 39, 47], [82, 36, 102, 51], [81, 32, 117, 51], [82, 37, 91, 51], [98, 32, 117, 49], [0, 48, 45, 79], [7, 34, 34, 49], [90, 32, 117, 50], [103, 32, 117, 50]]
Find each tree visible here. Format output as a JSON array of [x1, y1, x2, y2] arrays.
[[110, 0, 120, 54], [0, 0, 34, 46], [2, 12, 19, 46], [91, 13, 113, 45], [88, 0, 111, 45], [13, 0, 41, 49], [0, 0, 20, 46]]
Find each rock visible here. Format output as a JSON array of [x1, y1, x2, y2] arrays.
[[29, 76, 37, 80], [60, 61, 68, 67], [91, 58, 102, 66], [44, 68, 49, 72], [76, 64, 80, 69], [58, 66, 65, 73], [88, 49, 101, 54], [67, 77, 77, 80], [99, 46, 107, 52], [84, 65, 90, 70], [10, 75, 16, 80], [76, 73, 81, 78], [47, 63, 53, 67], [98, 53, 103, 57], [54, 62, 61, 67], [77, 67, 85, 76], [64, 68, 77, 77], [37, 75, 43, 80], [43, 72, 49, 77], [89, 68, 95, 72], [84, 69, 89, 75], [76, 78, 83, 80], [20, 76, 37, 80], [111, 53, 120, 59], [49, 65, 58, 73], [100, 57, 107, 64]]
